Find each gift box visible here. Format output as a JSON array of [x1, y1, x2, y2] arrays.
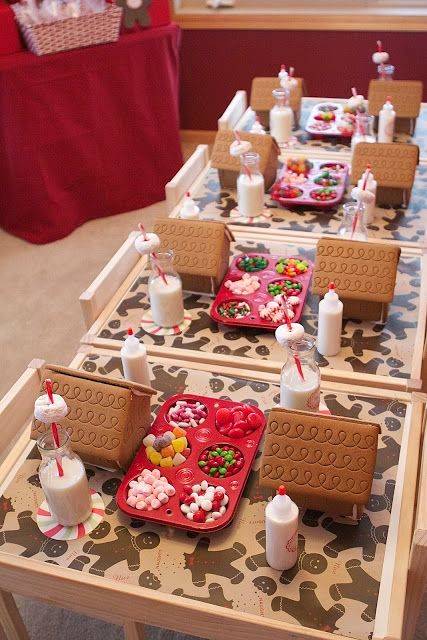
[[0, 0, 22, 56], [31, 364, 156, 470]]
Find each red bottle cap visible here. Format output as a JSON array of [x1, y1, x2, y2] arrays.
[[127, 328, 133, 336], [278, 485, 286, 496], [329, 282, 335, 291]]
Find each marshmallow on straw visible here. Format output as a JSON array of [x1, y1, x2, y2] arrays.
[[34, 380, 65, 476], [229, 130, 252, 157], [250, 116, 266, 135], [348, 87, 365, 111], [136, 223, 168, 285], [179, 191, 200, 219], [372, 40, 389, 65], [134, 226, 161, 256]]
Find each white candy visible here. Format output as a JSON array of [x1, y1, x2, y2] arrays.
[[201, 499, 213, 512], [220, 495, 229, 506], [192, 484, 201, 493], [220, 506, 226, 515], [173, 453, 186, 466], [186, 512, 194, 521], [211, 511, 222, 520], [181, 504, 190, 514], [200, 480, 208, 491], [142, 434, 156, 448], [206, 517, 215, 523], [229, 140, 252, 157], [163, 431, 176, 441], [190, 503, 199, 513], [134, 232, 161, 256], [165, 484, 176, 497], [34, 393, 68, 424], [287, 296, 300, 307]]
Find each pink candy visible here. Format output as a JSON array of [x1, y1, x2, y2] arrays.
[[127, 468, 176, 510], [167, 400, 207, 428], [224, 273, 260, 296]]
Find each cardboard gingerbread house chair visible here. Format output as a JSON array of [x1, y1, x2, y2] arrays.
[[312, 237, 400, 322], [153, 218, 234, 295], [211, 130, 280, 191], [32, 364, 156, 470]]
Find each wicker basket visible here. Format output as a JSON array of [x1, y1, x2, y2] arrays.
[[13, 4, 122, 55]]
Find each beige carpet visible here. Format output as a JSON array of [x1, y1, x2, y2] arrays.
[[1, 139, 426, 638]]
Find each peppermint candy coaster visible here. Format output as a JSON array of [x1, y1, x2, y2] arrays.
[[37, 490, 104, 540], [229, 208, 272, 224], [140, 309, 192, 336], [278, 136, 298, 148]]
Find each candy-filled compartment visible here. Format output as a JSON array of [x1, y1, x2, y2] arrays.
[[305, 101, 355, 138], [271, 158, 349, 210], [236, 255, 269, 272], [179, 482, 230, 524], [198, 444, 244, 478], [116, 394, 267, 531], [166, 399, 208, 429], [223, 273, 261, 296], [267, 279, 303, 297], [215, 404, 264, 438], [210, 253, 313, 330], [143, 428, 191, 468]]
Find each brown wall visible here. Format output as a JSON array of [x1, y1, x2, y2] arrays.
[[180, 29, 427, 130]]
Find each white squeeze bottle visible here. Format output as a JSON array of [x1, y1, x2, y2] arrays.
[[120, 328, 151, 386], [317, 283, 343, 357], [378, 96, 396, 144], [266, 485, 299, 571]]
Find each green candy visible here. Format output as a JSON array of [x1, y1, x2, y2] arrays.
[[198, 461, 207, 467], [209, 467, 218, 475], [219, 467, 227, 475], [210, 451, 219, 457]]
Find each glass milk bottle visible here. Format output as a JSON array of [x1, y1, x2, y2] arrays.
[[351, 114, 376, 151], [148, 251, 185, 328], [237, 152, 265, 218], [37, 428, 92, 526], [280, 337, 320, 412], [338, 203, 368, 241], [377, 64, 395, 80], [270, 88, 293, 143]]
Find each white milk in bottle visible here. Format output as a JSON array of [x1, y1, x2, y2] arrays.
[[378, 97, 396, 143], [237, 152, 265, 217], [270, 88, 293, 144]]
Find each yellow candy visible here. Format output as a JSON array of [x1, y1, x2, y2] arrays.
[[145, 446, 155, 457], [149, 450, 162, 465], [160, 456, 173, 468], [172, 437, 187, 454]]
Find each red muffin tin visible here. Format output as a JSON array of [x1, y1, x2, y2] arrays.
[[305, 102, 356, 138], [116, 394, 266, 532], [210, 253, 312, 331], [271, 160, 349, 210]]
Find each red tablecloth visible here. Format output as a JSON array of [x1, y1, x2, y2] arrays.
[[0, 24, 182, 243]]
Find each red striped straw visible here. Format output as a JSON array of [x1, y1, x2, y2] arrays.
[[282, 303, 305, 381], [377, 40, 386, 79], [362, 165, 371, 190], [233, 129, 241, 143], [139, 222, 168, 285], [352, 164, 371, 239], [245, 164, 253, 182], [44, 379, 64, 477]]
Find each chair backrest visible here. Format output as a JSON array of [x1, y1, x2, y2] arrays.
[[165, 144, 210, 213], [218, 90, 247, 131], [79, 231, 141, 330], [402, 406, 427, 638]]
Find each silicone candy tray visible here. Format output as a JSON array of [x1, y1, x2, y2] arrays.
[[210, 252, 313, 331], [270, 159, 349, 209], [305, 101, 357, 139], [116, 394, 266, 532]]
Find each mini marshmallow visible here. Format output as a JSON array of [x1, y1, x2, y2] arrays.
[[250, 120, 266, 135], [151, 499, 161, 510], [151, 468, 161, 479], [372, 51, 389, 64], [165, 484, 176, 497], [34, 393, 68, 424], [135, 500, 147, 510], [348, 94, 365, 110], [127, 496, 138, 507], [229, 140, 252, 157], [134, 232, 161, 256]]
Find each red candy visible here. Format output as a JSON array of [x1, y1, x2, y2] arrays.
[[215, 404, 263, 438]]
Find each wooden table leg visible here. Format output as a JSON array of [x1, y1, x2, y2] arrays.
[[124, 620, 146, 640], [0, 590, 29, 640]]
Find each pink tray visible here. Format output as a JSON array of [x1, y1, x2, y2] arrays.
[[210, 252, 313, 331], [116, 394, 267, 532], [305, 102, 355, 139], [270, 159, 349, 210]]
